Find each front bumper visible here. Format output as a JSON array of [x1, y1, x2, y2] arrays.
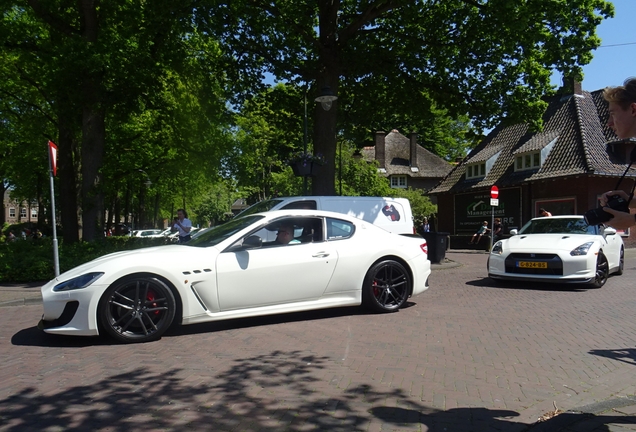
[[39, 280, 105, 336], [488, 251, 596, 284]]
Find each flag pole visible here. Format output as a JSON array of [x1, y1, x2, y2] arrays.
[[48, 141, 60, 277]]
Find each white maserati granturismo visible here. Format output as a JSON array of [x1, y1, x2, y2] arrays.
[[39, 210, 431, 343], [488, 215, 624, 287]]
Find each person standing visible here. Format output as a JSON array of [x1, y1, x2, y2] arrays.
[[172, 209, 193, 244], [421, 217, 431, 233], [539, 208, 552, 217], [492, 218, 503, 242], [600, 77, 636, 229]]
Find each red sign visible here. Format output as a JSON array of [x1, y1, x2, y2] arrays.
[[48, 141, 58, 177], [490, 185, 499, 199]]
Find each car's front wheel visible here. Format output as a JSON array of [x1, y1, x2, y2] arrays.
[[591, 252, 609, 288], [616, 247, 625, 276], [362, 259, 411, 313], [98, 276, 176, 343]]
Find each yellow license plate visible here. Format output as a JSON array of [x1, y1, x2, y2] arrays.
[[517, 261, 548, 269]]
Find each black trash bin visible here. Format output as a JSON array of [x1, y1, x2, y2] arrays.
[[422, 232, 449, 264]]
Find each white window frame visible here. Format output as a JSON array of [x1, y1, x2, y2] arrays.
[[20, 207, 27, 218], [390, 175, 407, 189], [31, 208, 38, 218], [466, 162, 486, 179], [514, 151, 541, 172], [9, 207, 16, 218]]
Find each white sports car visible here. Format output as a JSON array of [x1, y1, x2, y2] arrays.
[[488, 215, 624, 287], [39, 210, 431, 343]]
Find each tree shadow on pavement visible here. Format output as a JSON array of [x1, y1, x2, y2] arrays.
[[0, 349, 534, 432], [589, 347, 636, 366]]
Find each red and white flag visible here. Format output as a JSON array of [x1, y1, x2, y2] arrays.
[[48, 140, 58, 176]]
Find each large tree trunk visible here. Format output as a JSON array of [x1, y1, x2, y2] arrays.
[[78, 0, 105, 241], [312, 0, 340, 196], [80, 103, 105, 241], [57, 118, 80, 243]]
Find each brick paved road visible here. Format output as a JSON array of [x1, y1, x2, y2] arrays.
[[1, 251, 636, 431]]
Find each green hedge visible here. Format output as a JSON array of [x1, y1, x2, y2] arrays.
[[0, 237, 174, 283]]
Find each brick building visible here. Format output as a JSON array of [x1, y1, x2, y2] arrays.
[[429, 83, 636, 248]]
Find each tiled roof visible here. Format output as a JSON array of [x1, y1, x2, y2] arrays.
[[513, 130, 559, 154], [362, 130, 452, 178], [429, 89, 634, 194]]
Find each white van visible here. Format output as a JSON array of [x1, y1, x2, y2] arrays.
[[236, 196, 415, 235]]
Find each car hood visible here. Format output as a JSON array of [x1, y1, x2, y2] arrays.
[[504, 233, 600, 251], [52, 245, 218, 283]]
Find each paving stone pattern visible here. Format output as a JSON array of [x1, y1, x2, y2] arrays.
[[1, 251, 636, 431]]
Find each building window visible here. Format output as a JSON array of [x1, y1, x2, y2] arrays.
[[466, 163, 486, 179], [20, 207, 27, 218], [9, 207, 15, 218], [390, 175, 407, 189], [515, 151, 541, 171], [31, 208, 38, 218]]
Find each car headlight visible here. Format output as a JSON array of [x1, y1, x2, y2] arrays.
[[53, 272, 104, 292], [570, 242, 594, 256], [491, 241, 503, 255]]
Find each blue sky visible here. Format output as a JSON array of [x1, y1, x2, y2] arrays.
[[550, 0, 636, 91]]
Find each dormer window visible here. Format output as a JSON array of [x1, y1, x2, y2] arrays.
[[390, 175, 407, 188], [513, 131, 558, 172], [515, 151, 541, 171], [466, 162, 486, 179]]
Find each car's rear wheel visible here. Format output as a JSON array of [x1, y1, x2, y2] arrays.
[[591, 252, 609, 288], [362, 259, 411, 313], [98, 276, 176, 343], [616, 247, 625, 276]]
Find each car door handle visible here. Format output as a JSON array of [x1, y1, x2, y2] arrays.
[[312, 252, 330, 258]]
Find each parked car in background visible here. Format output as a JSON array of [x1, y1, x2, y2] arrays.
[[39, 210, 431, 343], [488, 215, 624, 288], [132, 229, 164, 238]]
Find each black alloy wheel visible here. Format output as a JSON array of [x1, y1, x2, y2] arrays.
[[98, 276, 176, 343], [592, 252, 609, 288], [362, 259, 411, 313]]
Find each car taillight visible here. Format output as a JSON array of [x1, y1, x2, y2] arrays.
[[420, 242, 428, 255]]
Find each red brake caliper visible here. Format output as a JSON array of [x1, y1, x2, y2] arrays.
[[373, 280, 380, 297], [147, 290, 159, 315]]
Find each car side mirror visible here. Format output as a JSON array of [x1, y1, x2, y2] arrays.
[[242, 235, 262, 249], [509, 229, 518, 236], [603, 226, 617, 236]]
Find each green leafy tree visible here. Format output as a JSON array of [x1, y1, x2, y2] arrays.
[[1, 2, 231, 241], [200, 0, 612, 195]]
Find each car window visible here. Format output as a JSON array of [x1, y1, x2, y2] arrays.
[[188, 215, 265, 247], [518, 218, 592, 235], [326, 218, 355, 240], [246, 217, 324, 247], [234, 199, 284, 218]]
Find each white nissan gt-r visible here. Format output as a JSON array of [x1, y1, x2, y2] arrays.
[[39, 210, 431, 343], [488, 215, 624, 287]]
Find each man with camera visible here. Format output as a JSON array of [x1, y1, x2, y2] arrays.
[[172, 208, 193, 243], [599, 77, 636, 230]]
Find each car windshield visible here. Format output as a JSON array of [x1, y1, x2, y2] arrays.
[[235, 199, 284, 218], [518, 218, 598, 235], [187, 215, 265, 247]]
